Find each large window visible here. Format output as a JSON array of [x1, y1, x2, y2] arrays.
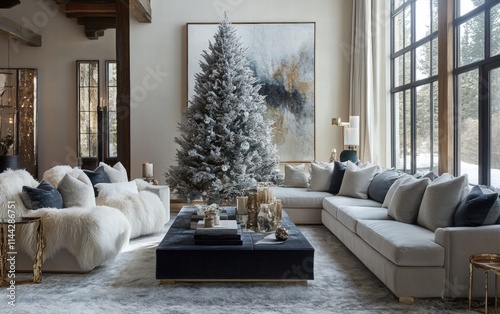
[[454, 0, 500, 187], [391, 0, 439, 174]]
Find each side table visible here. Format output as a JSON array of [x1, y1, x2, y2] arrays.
[[469, 253, 500, 314], [0, 217, 44, 286]]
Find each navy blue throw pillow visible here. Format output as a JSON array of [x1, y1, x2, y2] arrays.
[[367, 169, 402, 203], [84, 166, 111, 197], [454, 186, 500, 227], [328, 161, 346, 194], [22, 180, 63, 210]]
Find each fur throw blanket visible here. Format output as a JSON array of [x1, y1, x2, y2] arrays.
[[21, 206, 131, 271], [96, 191, 166, 239]]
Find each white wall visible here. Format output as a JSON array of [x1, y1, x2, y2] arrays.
[[130, 0, 353, 181], [0, 0, 116, 178], [1, 0, 353, 180]]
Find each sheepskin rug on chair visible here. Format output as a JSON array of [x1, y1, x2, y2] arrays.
[[21, 206, 131, 271]]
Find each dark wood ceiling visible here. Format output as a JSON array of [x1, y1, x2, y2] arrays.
[[54, 0, 151, 39], [0, 0, 151, 45]]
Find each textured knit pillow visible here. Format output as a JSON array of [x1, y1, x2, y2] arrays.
[[337, 161, 380, 199], [417, 174, 469, 231], [387, 177, 430, 224], [57, 173, 96, 208], [84, 166, 112, 197], [99, 161, 128, 183], [95, 181, 139, 199], [328, 161, 346, 194], [454, 186, 500, 227], [309, 162, 334, 191], [367, 169, 403, 203], [22, 180, 63, 210], [284, 164, 309, 188]]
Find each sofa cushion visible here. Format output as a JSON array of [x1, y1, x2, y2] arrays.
[[367, 169, 403, 203], [338, 161, 380, 199], [100, 161, 128, 183], [21, 180, 63, 210], [272, 187, 332, 209], [58, 173, 96, 208], [336, 206, 391, 233], [388, 177, 430, 224], [309, 162, 334, 191], [417, 174, 469, 232], [328, 161, 346, 194], [454, 185, 500, 226], [284, 164, 309, 188], [322, 196, 382, 218], [356, 219, 444, 267]]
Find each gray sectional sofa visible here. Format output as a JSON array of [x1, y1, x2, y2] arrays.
[[273, 164, 500, 302]]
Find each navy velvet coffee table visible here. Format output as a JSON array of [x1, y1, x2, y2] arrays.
[[156, 206, 314, 282]]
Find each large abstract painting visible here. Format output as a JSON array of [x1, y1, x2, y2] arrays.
[[187, 22, 315, 162]]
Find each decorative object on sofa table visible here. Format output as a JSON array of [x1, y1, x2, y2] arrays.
[[257, 203, 274, 232], [236, 196, 248, 215], [329, 148, 337, 162], [332, 115, 359, 163], [275, 227, 289, 241], [142, 162, 154, 179]]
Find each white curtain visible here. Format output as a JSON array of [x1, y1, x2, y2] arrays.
[[348, 0, 391, 166]]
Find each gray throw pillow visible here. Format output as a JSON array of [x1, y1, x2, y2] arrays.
[[368, 169, 403, 203], [309, 162, 334, 191], [338, 161, 380, 199], [387, 177, 430, 224], [382, 174, 412, 208], [417, 174, 469, 232], [58, 173, 96, 208], [284, 164, 309, 188], [22, 180, 63, 210]]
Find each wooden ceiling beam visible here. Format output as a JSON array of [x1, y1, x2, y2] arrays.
[[62, 3, 116, 15], [130, 0, 151, 23], [77, 17, 116, 39], [0, 15, 41, 47]]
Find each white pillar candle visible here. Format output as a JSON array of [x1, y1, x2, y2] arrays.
[[142, 162, 154, 178]]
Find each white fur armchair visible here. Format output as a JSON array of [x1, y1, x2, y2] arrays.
[[0, 169, 131, 272]]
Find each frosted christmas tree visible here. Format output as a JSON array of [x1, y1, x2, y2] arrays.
[[167, 16, 282, 204]]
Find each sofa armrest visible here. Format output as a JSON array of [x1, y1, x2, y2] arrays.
[[435, 225, 500, 298], [140, 184, 170, 222]]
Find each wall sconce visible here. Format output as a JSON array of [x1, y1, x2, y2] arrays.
[[332, 115, 360, 163]]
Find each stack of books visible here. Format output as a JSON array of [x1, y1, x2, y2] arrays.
[[194, 220, 242, 245]]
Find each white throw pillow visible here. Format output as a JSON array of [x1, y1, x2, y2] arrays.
[[284, 164, 309, 188], [387, 177, 430, 223], [308, 162, 334, 191], [57, 173, 96, 208], [95, 181, 139, 199], [338, 161, 380, 199], [416, 174, 469, 231], [100, 162, 128, 183]]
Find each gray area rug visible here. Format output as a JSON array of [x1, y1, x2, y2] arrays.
[[7, 216, 475, 313]]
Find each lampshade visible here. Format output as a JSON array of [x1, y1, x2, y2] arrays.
[[344, 127, 359, 147], [349, 116, 360, 129]]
